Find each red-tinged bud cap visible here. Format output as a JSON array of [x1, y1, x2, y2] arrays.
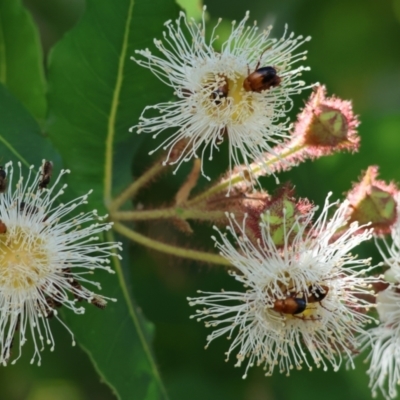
[[346, 166, 398, 235], [292, 85, 360, 157], [248, 184, 313, 247], [201, 179, 270, 241]]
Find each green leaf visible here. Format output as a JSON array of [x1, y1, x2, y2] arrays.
[[0, 0, 46, 122], [62, 235, 164, 400], [47, 0, 179, 214], [46, 0, 180, 399], [0, 83, 57, 166]]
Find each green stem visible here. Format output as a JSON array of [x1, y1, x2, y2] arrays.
[[109, 161, 166, 212], [112, 208, 225, 221], [113, 222, 231, 266], [103, 0, 134, 207], [187, 142, 306, 207]]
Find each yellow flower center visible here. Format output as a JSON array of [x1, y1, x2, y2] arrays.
[[226, 76, 255, 122], [203, 74, 255, 124], [0, 227, 49, 290]]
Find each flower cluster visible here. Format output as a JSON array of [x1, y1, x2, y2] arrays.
[[3, 3, 400, 400], [123, 6, 400, 399], [0, 161, 121, 365], [188, 195, 376, 377]]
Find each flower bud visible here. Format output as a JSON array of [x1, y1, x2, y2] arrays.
[[248, 184, 313, 247], [346, 166, 398, 235], [293, 84, 360, 156], [203, 185, 270, 242]]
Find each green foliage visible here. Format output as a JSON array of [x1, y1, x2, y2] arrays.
[[61, 237, 167, 400], [0, 0, 46, 122], [45, 0, 179, 398], [1, 0, 180, 398], [47, 0, 178, 213], [0, 84, 57, 165]]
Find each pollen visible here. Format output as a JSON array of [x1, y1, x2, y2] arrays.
[[204, 74, 255, 124], [226, 77, 255, 123], [0, 226, 49, 290]]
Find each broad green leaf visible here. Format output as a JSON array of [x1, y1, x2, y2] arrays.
[[0, 0, 46, 122], [46, 0, 179, 399], [47, 0, 179, 214], [0, 83, 58, 166], [61, 235, 164, 400]]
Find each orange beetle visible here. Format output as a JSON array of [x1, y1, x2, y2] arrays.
[[272, 285, 329, 315], [243, 66, 281, 93]]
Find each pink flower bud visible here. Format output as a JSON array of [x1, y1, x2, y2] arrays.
[[293, 84, 360, 156], [346, 166, 398, 235], [247, 184, 313, 247]]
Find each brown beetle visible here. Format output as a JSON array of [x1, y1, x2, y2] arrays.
[[39, 161, 53, 190], [0, 166, 7, 193], [0, 219, 6, 234]]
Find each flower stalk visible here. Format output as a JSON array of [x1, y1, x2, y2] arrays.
[[109, 159, 167, 213], [113, 221, 231, 266]]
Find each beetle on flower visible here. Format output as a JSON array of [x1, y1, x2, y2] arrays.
[[131, 7, 312, 184], [188, 194, 377, 377]]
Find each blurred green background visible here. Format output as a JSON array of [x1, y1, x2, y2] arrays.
[[2, 0, 400, 399]]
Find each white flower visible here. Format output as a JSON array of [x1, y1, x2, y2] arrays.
[[131, 8, 311, 181], [188, 194, 376, 378], [364, 288, 400, 400], [364, 197, 400, 399], [0, 161, 121, 365]]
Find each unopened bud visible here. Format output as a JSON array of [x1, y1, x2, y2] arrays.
[[293, 85, 360, 156], [346, 166, 398, 235], [257, 184, 312, 247], [204, 188, 270, 242]]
